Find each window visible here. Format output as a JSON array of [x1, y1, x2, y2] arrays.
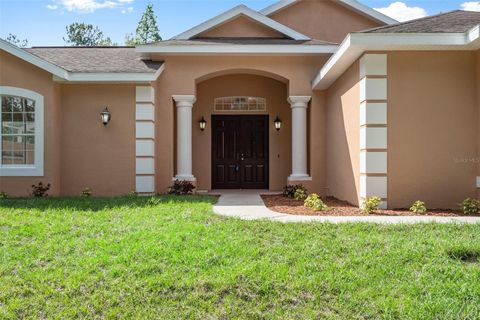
[[0, 87, 44, 176], [214, 96, 266, 112]]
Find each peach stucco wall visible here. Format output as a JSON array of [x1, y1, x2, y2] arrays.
[[60, 84, 136, 196], [193, 74, 291, 191], [388, 51, 478, 209], [197, 16, 285, 38], [325, 60, 360, 205], [154, 55, 328, 193], [269, 0, 382, 43], [0, 51, 62, 196]]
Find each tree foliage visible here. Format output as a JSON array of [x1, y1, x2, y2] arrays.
[[64, 23, 116, 46], [4, 33, 28, 48], [125, 4, 161, 45]]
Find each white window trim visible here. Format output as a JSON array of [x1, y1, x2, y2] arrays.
[[0, 86, 44, 176]]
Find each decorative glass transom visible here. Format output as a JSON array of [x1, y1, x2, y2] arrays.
[[1, 95, 35, 165], [214, 96, 266, 112]]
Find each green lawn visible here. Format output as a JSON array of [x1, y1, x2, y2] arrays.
[[1, 196, 479, 319]]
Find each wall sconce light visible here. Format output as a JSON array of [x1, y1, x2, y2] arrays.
[[274, 116, 282, 131], [199, 116, 207, 131], [100, 107, 111, 125]]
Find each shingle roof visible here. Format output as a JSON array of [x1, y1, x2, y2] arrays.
[[147, 38, 338, 46], [25, 47, 163, 73], [362, 10, 480, 33]]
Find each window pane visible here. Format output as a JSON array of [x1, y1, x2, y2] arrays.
[[25, 150, 34, 165], [2, 135, 13, 151], [11, 150, 25, 164], [2, 96, 12, 112], [25, 99, 35, 112], [26, 136, 35, 150], [2, 151, 13, 164], [11, 97, 23, 113]]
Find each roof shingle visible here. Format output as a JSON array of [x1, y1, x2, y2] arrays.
[[25, 47, 163, 73], [362, 10, 480, 33]]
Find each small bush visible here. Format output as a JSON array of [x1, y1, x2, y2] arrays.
[[283, 184, 307, 199], [410, 200, 427, 214], [0, 191, 8, 199], [363, 196, 382, 214], [81, 187, 92, 198], [459, 198, 480, 215], [31, 182, 51, 198], [294, 188, 308, 201], [168, 180, 195, 195], [128, 191, 138, 197], [304, 193, 329, 211]]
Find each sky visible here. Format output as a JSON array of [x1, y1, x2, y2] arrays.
[[0, 0, 479, 46]]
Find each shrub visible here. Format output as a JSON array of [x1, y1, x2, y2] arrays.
[[127, 190, 139, 197], [304, 193, 329, 211], [81, 187, 92, 198], [363, 196, 382, 214], [0, 191, 8, 199], [168, 180, 195, 195], [31, 182, 51, 198], [283, 184, 307, 199], [294, 188, 308, 201], [410, 200, 427, 214], [459, 198, 480, 215]]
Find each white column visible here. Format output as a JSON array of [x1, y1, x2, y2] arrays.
[[288, 96, 311, 181], [172, 95, 196, 181]]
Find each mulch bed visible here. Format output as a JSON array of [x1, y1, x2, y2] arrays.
[[261, 194, 477, 217]]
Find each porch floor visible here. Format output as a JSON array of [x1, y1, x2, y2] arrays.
[[212, 190, 480, 224]]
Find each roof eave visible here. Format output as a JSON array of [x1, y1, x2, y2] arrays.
[[312, 25, 480, 90]]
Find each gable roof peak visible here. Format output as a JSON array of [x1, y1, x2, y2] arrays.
[[260, 0, 397, 25], [172, 3, 310, 40]]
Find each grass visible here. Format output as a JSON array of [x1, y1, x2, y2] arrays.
[[0, 195, 479, 319]]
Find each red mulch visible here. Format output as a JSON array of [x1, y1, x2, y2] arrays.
[[261, 194, 476, 217]]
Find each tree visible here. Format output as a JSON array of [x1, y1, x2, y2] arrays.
[[4, 33, 28, 48], [63, 23, 116, 46], [125, 4, 161, 45]]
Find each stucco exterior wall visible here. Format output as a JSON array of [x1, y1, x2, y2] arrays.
[[325, 60, 360, 205], [193, 74, 290, 191], [388, 51, 478, 209], [0, 51, 61, 196], [60, 84, 136, 196], [154, 55, 328, 192], [269, 0, 382, 43], [197, 16, 285, 38]]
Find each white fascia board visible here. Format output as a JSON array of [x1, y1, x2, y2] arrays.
[[172, 4, 310, 40], [135, 44, 337, 55], [0, 39, 69, 79], [312, 28, 480, 90], [260, 0, 397, 25]]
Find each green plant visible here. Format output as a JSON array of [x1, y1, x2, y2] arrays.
[[459, 198, 480, 215], [168, 180, 195, 195], [0, 191, 8, 199], [81, 187, 92, 198], [294, 188, 308, 201], [31, 182, 51, 198], [304, 193, 329, 211], [410, 200, 427, 214], [363, 196, 382, 214], [283, 184, 307, 199], [127, 190, 139, 197]]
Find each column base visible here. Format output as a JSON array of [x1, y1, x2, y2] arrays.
[[173, 175, 197, 182], [288, 174, 312, 182]]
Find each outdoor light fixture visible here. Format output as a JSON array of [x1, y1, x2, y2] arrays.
[[199, 116, 207, 131], [274, 116, 282, 131], [100, 107, 111, 125]]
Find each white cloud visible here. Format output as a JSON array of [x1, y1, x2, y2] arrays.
[[374, 1, 428, 22], [47, 0, 134, 13], [461, 1, 480, 11], [121, 6, 133, 14]]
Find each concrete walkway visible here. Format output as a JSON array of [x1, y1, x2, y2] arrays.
[[212, 190, 480, 224]]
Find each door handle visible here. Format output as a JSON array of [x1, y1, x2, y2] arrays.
[[240, 153, 244, 161]]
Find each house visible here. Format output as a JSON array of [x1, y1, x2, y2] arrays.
[[0, 0, 479, 209]]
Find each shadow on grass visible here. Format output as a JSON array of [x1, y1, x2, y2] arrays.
[[0, 195, 218, 212]]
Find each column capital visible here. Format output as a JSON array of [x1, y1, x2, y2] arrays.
[[288, 96, 311, 108], [173, 95, 196, 107]]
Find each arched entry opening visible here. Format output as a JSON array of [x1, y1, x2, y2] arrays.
[[193, 71, 290, 191]]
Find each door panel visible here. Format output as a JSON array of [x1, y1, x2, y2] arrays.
[[212, 115, 269, 189]]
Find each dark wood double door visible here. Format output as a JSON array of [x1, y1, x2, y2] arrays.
[[212, 115, 269, 189]]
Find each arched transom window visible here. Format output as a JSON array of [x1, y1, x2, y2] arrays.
[[0, 87, 44, 176], [214, 96, 266, 112]]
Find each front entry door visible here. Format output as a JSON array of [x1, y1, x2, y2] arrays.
[[212, 115, 269, 189]]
